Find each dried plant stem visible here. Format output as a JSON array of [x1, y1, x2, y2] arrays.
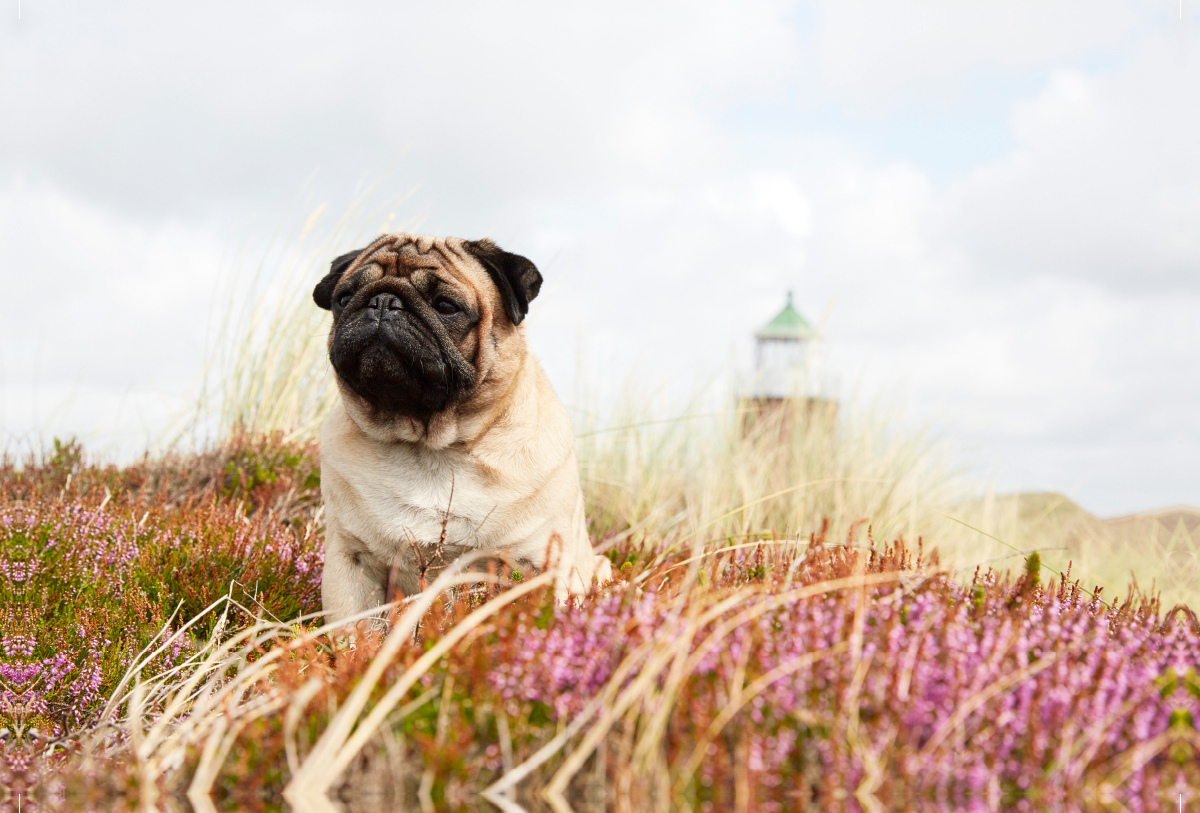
[[672, 642, 850, 792], [284, 567, 556, 810]]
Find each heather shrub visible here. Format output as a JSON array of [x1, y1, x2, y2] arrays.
[[0, 455, 323, 745], [2, 440, 1198, 812]]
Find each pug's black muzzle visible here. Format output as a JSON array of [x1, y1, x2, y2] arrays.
[[329, 290, 474, 418]]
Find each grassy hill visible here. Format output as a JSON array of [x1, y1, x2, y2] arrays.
[[934, 492, 1200, 609]]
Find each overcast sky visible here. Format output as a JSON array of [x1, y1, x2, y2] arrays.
[[2, 0, 1198, 516]]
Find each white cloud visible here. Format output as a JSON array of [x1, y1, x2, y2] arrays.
[[0, 178, 225, 450], [1, 1, 1198, 515], [942, 36, 1200, 294], [751, 174, 814, 238], [813, 0, 1142, 111], [0, 0, 800, 224]]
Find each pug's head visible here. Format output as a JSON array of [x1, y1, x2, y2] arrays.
[[313, 234, 541, 434]]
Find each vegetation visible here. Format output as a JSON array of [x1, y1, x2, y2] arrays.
[[2, 210, 1197, 810], [3, 420, 1197, 811]]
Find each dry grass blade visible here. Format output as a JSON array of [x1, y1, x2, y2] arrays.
[[107, 593, 420, 808], [915, 630, 1097, 761], [87, 596, 337, 800], [185, 714, 229, 813], [1096, 728, 1195, 800], [136, 617, 286, 768], [482, 632, 667, 803], [629, 559, 710, 771], [672, 642, 851, 793], [486, 578, 762, 804], [284, 566, 557, 810], [188, 692, 289, 810], [542, 624, 698, 812], [92, 593, 230, 734], [284, 678, 327, 777], [678, 571, 907, 682], [326, 572, 553, 776], [1056, 692, 1161, 783], [177, 184, 417, 446], [543, 569, 909, 809]]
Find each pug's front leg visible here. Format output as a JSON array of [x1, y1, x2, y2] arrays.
[[321, 527, 388, 628]]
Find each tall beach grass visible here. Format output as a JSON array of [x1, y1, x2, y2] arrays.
[[182, 187, 418, 446]]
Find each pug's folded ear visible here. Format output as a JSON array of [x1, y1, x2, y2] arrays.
[[464, 239, 543, 326], [313, 248, 366, 310]]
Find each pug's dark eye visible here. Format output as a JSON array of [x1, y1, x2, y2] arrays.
[[434, 298, 460, 315], [337, 294, 352, 309]]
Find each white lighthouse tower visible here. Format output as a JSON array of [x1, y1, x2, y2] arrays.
[[750, 290, 821, 399], [741, 291, 832, 432]]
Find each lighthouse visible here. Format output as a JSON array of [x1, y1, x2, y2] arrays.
[[740, 291, 833, 432], [751, 290, 820, 398]]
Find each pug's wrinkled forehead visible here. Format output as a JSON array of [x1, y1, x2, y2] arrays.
[[347, 234, 464, 281], [313, 233, 542, 327]]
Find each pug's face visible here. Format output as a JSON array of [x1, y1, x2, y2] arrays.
[[313, 234, 541, 421]]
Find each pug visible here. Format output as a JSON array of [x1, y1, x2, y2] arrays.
[[313, 233, 611, 625]]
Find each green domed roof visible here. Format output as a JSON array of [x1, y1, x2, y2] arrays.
[[755, 291, 813, 340]]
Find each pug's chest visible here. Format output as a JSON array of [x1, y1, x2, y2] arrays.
[[364, 497, 486, 555], [339, 454, 510, 559]]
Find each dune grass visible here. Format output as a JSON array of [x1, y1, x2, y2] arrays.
[[181, 189, 416, 446]]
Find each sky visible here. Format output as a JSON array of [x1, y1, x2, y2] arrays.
[[1, 0, 1198, 516]]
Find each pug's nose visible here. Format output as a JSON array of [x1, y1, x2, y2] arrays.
[[367, 293, 403, 317]]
